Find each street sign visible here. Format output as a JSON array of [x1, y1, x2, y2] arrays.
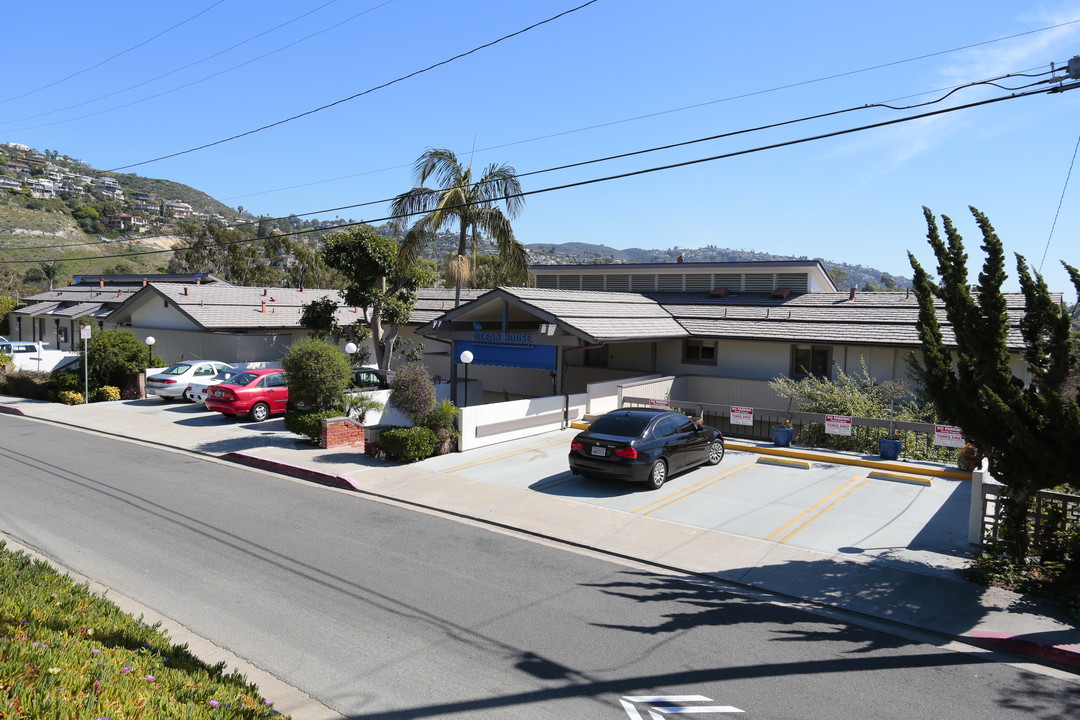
[[649, 399, 670, 409], [80, 325, 92, 340], [825, 414, 852, 436], [934, 424, 965, 448], [730, 406, 754, 426]]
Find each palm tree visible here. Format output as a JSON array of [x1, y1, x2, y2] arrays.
[[390, 148, 526, 305]]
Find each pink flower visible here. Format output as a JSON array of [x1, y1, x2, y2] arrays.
[[144, 675, 155, 681], [122, 667, 131, 674], [209, 700, 219, 707]]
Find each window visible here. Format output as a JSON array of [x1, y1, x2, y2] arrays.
[[57, 327, 68, 343], [683, 339, 717, 365], [791, 344, 831, 379]]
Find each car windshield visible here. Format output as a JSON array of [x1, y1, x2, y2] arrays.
[[162, 364, 192, 375], [213, 370, 238, 381], [588, 413, 653, 437], [230, 372, 260, 386]]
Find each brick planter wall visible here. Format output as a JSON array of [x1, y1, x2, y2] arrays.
[[320, 416, 365, 451]]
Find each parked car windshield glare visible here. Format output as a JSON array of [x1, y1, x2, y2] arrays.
[[588, 413, 653, 436], [230, 372, 261, 386], [161, 364, 193, 375]]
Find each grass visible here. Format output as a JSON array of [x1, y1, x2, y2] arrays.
[[0, 542, 287, 719]]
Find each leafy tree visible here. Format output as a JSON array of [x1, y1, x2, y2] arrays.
[[299, 296, 373, 367], [0, 295, 16, 333], [390, 147, 526, 306], [39, 261, 63, 290], [281, 336, 352, 411], [387, 362, 437, 425], [320, 226, 435, 370], [908, 206, 1080, 558], [85, 328, 150, 388]]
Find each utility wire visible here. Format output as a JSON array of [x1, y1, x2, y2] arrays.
[[0, 1, 227, 106], [6, 67, 1050, 252], [103, 0, 601, 173], [1038, 131, 1080, 273], [1, 0, 398, 130], [5, 79, 1076, 266]]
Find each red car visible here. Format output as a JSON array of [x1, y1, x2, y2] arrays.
[[204, 368, 288, 422]]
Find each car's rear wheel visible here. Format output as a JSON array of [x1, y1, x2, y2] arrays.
[[707, 439, 725, 465], [249, 402, 270, 422], [158, 395, 173, 403], [181, 390, 193, 402], [646, 459, 667, 490]]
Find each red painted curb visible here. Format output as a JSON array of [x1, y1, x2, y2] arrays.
[[220, 452, 360, 492], [0, 406, 27, 416], [967, 632, 1080, 670]]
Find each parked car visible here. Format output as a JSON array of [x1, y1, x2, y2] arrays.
[[185, 368, 243, 405], [352, 367, 392, 390], [204, 368, 288, 422], [568, 408, 725, 489], [146, 361, 234, 401]]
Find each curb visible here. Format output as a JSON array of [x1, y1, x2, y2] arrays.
[[966, 632, 1080, 672], [219, 452, 362, 492], [726, 440, 971, 480]]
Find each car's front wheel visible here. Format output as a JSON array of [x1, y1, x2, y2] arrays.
[[646, 459, 667, 490], [707, 439, 725, 465], [249, 402, 270, 422]]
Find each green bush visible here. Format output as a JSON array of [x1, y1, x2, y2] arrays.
[[57, 390, 83, 405], [379, 426, 437, 463], [85, 328, 151, 388], [281, 336, 352, 410], [1, 370, 51, 399], [95, 385, 121, 402], [424, 399, 460, 455], [50, 367, 83, 393], [283, 409, 341, 443]]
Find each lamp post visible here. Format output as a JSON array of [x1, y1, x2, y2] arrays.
[[459, 350, 473, 407], [144, 336, 155, 370]]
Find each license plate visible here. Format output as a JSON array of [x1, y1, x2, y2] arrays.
[[590, 445, 606, 457]]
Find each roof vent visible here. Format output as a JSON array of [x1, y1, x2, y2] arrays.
[[709, 287, 730, 298], [771, 288, 790, 299], [849, 287, 857, 301]]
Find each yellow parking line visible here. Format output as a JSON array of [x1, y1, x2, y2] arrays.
[[440, 439, 568, 473], [634, 459, 757, 515], [764, 475, 868, 543]]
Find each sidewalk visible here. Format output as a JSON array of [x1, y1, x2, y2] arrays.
[[3, 395, 1079, 673]]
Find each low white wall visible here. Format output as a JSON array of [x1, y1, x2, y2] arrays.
[[586, 374, 663, 415], [354, 380, 480, 427], [458, 392, 586, 451]]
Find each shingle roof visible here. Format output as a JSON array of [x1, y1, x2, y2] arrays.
[[498, 287, 688, 341]]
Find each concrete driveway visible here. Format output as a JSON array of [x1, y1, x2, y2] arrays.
[[417, 428, 975, 576]]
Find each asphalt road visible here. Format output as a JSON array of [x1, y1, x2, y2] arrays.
[[2, 415, 1078, 719]]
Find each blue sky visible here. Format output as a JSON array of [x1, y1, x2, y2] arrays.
[[4, 1, 1080, 298]]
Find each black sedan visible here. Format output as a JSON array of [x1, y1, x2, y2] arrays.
[[568, 408, 725, 489]]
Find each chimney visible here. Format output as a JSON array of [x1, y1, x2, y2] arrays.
[[262, 288, 267, 296], [98, 278, 103, 289], [142, 278, 147, 287], [196, 276, 201, 285], [261, 300, 266, 313], [182, 287, 188, 296], [849, 287, 857, 301]]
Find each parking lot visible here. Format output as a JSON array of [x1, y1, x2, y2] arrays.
[[418, 428, 975, 575]]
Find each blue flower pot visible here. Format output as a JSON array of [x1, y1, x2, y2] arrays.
[[879, 437, 902, 460], [772, 427, 793, 447]]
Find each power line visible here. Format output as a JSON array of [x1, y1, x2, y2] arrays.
[[1, 0, 398, 131], [6, 79, 1074, 266], [7, 66, 1045, 253], [0, 1, 227, 106], [103, 0, 602, 173], [1039, 131, 1080, 273], [222, 18, 1080, 203]]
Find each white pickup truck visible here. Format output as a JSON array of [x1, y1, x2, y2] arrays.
[[0, 340, 80, 373]]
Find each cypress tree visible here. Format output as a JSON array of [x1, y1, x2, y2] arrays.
[[908, 206, 1080, 559]]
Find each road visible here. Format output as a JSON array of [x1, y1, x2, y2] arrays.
[[2, 415, 1078, 719]]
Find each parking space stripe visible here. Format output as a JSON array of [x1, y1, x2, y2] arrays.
[[439, 439, 567, 473], [634, 459, 757, 515], [764, 475, 868, 543]]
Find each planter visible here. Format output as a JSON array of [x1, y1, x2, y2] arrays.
[[878, 437, 902, 460], [771, 427, 793, 447]]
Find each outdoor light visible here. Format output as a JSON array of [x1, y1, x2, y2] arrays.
[[344, 342, 358, 355], [144, 336, 156, 369], [459, 350, 473, 407]]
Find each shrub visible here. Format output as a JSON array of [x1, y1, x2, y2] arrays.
[[1, 370, 51, 399], [380, 426, 437, 462], [424, 399, 460, 455], [95, 385, 121, 402], [57, 390, 83, 405], [283, 409, 342, 443], [387, 362, 436, 424], [85, 328, 150, 388], [342, 391, 384, 423], [281, 336, 352, 410], [50, 367, 83, 393]]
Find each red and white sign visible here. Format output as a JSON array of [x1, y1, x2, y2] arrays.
[[730, 406, 754, 426], [80, 325, 92, 340], [649, 399, 670, 410], [934, 424, 965, 448], [825, 414, 852, 436]]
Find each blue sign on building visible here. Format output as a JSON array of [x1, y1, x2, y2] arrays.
[[455, 339, 556, 371]]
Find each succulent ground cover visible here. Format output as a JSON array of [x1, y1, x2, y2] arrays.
[[0, 542, 285, 719]]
